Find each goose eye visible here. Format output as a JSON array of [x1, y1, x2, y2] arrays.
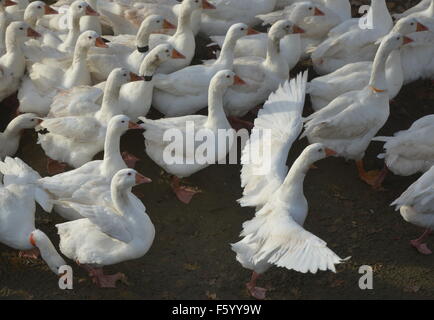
[[397, 37, 400, 40], [410, 22, 414, 26], [165, 49, 169, 53], [37, 6, 41, 9], [127, 172, 132, 176], [121, 120, 125, 123], [241, 28, 245, 31], [19, 27, 23, 30], [31, 119, 35, 122], [318, 149, 322, 152], [156, 20, 160, 23], [226, 75, 230, 78], [308, 7, 312, 10]]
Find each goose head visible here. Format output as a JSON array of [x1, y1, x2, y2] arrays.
[[393, 17, 429, 34], [112, 169, 152, 191], [139, 44, 185, 77], [303, 143, 337, 165], [107, 67, 144, 90], [181, 0, 216, 15], [8, 113, 41, 132], [269, 20, 305, 41], [379, 32, 414, 55], [24, 1, 58, 26], [211, 69, 245, 92], [107, 115, 142, 137], [289, 1, 325, 23], [7, 21, 41, 42], [69, 0, 98, 21], [226, 23, 259, 42], [136, 14, 176, 48], [76, 30, 108, 50]]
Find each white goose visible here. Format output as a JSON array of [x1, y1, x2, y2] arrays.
[[391, 165, 434, 255], [0, 0, 19, 55], [49, 44, 180, 120], [139, 70, 244, 204], [37, 68, 139, 170], [0, 114, 41, 160], [308, 17, 427, 111], [0, 21, 41, 104], [209, 2, 315, 70], [393, 0, 431, 20], [88, 14, 175, 82], [39, 115, 142, 221], [55, 168, 154, 288], [223, 20, 298, 119], [152, 23, 256, 117], [370, 114, 434, 187], [199, 0, 276, 36], [18, 30, 108, 116], [234, 142, 342, 300], [257, 0, 351, 55], [311, 0, 393, 75], [302, 33, 411, 187], [0, 157, 66, 275], [147, 0, 216, 74], [97, 0, 208, 36]]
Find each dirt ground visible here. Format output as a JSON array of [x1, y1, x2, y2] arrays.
[[1, 0, 434, 300]]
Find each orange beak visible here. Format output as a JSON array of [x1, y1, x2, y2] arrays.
[[234, 75, 246, 85], [314, 7, 325, 16], [403, 36, 414, 44], [4, 0, 16, 7], [45, 5, 58, 15], [325, 148, 337, 157], [85, 5, 99, 16], [171, 48, 185, 59], [129, 72, 144, 82], [247, 28, 260, 35], [36, 119, 43, 124], [202, 0, 216, 9], [293, 25, 305, 34], [95, 37, 108, 48], [135, 173, 152, 185], [163, 19, 176, 29], [29, 233, 36, 247], [27, 27, 41, 38], [128, 121, 143, 129], [416, 22, 429, 32]]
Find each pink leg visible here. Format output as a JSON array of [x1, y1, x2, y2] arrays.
[[170, 176, 201, 204], [122, 151, 140, 168], [84, 266, 128, 288], [19, 248, 40, 259], [47, 157, 67, 175], [246, 272, 267, 300], [410, 228, 432, 255], [227, 116, 254, 131]]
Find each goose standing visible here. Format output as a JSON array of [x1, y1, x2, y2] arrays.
[[49, 44, 181, 120], [55, 168, 154, 288], [37, 68, 142, 171], [308, 17, 428, 111], [311, 0, 393, 75], [88, 14, 176, 82], [139, 70, 244, 204], [39, 115, 142, 221], [0, 113, 41, 160], [391, 165, 434, 255], [370, 114, 434, 188], [234, 143, 342, 300], [0, 157, 66, 275], [0, 21, 41, 104], [302, 33, 412, 187], [18, 30, 108, 116], [152, 23, 256, 117]]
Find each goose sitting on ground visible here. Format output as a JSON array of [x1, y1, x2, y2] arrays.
[[391, 165, 434, 255], [302, 33, 412, 187], [370, 114, 434, 189], [88, 14, 176, 82], [234, 143, 343, 300], [0, 113, 41, 160], [139, 70, 245, 204], [39, 115, 142, 221], [55, 168, 154, 288], [37, 69, 142, 172], [310, 0, 393, 75], [152, 23, 256, 117], [199, 0, 276, 37], [18, 30, 108, 116], [307, 17, 428, 111], [0, 21, 41, 105], [0, 157, 66, 275]]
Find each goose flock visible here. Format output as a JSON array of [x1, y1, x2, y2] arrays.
[[0, 0, 433, 300]]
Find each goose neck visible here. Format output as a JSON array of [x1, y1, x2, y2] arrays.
[[63, 14, 80, 48], [101, 79, 121, 115], [102, 128, 124, 176], [5, 30, 23, 54], [136, 25, 151, 48], [111, 183, 131, 214], [206, 85, 227, 127], [216, 35, 236, 67], [175, 7, 193, 36], [369, 42, 389, 91], [139, 54, 159, 78]]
